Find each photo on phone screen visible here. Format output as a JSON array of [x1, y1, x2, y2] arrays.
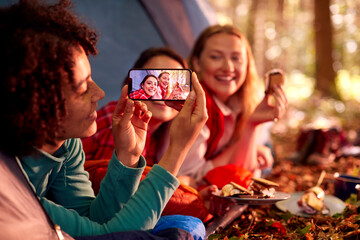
[[128, 68, 191, 100]]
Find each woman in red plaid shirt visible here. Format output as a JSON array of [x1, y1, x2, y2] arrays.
[[82, 47, 214, 222], [129, 74, 159, 99]]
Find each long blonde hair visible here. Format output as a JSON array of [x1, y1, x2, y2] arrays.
[[188, 24, 260, 141]]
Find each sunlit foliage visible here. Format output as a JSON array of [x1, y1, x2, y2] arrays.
[[207, 0, 360, 103]]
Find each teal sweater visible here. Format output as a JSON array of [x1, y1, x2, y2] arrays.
[[19, 138, 180, 237]]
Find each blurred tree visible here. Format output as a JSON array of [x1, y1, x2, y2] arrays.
[[208, 0, 360, 101], [314, 0, 339, 98], [249, 0, 266, 76]]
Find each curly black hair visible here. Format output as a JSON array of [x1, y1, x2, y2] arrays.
[[0, 0, 98, 156]]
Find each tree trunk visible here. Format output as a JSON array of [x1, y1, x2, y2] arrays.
[[314, 0, 339, 98], [248, 0, 267, 77]]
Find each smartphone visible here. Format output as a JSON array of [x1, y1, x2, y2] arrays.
[[265, 69, 284, 94], [128, 68, 192, 100]]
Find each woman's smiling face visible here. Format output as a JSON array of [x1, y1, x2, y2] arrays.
[[158, 72, 170, 90], [141, 76, 158, 96], [193, 32, 248, 103]]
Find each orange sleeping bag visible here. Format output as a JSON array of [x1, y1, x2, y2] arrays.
[[84, 160, 212, 222]]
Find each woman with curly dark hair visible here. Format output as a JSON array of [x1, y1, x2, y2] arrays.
[[0, 0, 99, 157], [0, 0, 208, 239]]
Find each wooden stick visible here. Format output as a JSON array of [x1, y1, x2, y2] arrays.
[[316, 170, 326, 187]]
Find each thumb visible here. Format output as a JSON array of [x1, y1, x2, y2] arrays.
[[119, 99, 134, 125], [113, 85, 129, 120], [181, 90, 196, 114]]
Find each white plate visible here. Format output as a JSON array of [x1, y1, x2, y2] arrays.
[[212, 191, 291, 205], [275, 192, 346, 217]]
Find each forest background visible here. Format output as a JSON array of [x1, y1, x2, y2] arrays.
[[208, 0, 360, 138]]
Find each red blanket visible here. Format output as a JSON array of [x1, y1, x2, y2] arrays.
[[84, 160, 213, 222]]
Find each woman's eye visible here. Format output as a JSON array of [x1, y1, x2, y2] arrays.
[[210, 55, 221, 60], [79, 84, 89, 96], [232, 56, 241, 62], [76, 81, 89, 96], [80, 89, 88, 96]]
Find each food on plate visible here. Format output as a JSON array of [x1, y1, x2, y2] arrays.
[[297, 186, 325, 214], [248, 177, 279, 198], [220, 178, 279, 198], [266, 69, 284, 94], [221, 181, 253, 197]]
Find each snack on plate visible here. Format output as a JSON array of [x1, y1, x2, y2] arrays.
[[297, 186, 325, 214], [221, 181, 253, 197], [249, 177, 279, 198], [265, 69, 284, 94], [220, 178, 279, 198]]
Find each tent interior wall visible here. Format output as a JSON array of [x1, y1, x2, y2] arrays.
[[0, 0, 218, 107]]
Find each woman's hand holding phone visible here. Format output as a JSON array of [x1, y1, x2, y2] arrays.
[[158, 72, 208, 176], [111, 71, 207, 175], [112, 85, 152, 168]]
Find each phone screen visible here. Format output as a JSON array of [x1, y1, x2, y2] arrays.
[[128, 68, 191, 101]]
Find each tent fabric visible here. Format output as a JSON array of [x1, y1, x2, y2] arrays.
[[73, 0, 167, 107], [0, 0, 217, 108], [139, 0, 195, 59], [77, 0, 217, 108], [183, 0, 219, 38]]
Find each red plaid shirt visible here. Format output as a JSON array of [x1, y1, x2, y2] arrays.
[[82, 101, 211, 221], [129, 89, 150, 99]]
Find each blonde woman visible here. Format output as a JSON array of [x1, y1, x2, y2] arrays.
[[179, 25, 288, 186]]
